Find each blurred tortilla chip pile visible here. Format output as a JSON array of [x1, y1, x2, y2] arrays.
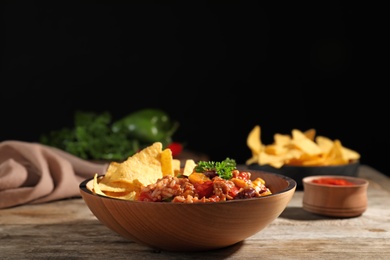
[[246, 125, 360, 168], [92, 142, 195, 200]]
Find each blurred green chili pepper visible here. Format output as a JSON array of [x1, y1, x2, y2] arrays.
[[112, 108, 179, 147]]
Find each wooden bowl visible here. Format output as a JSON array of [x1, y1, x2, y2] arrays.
[[302, 175, 368, 218], [79, 170, 296, 252]]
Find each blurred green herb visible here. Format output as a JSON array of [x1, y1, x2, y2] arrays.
[[40, 109, 179, 161]]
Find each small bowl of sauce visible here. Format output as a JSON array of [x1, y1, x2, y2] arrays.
[[302, 175, 369, 218]]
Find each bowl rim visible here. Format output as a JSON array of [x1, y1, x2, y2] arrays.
[[302, 175, 369, 187], [249, 160, 360, 169], [79, 170, 297, 204]]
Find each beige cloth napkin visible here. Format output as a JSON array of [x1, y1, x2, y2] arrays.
[[0, 140, 109, 209]]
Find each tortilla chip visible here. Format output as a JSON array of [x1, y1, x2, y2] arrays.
[[304, 128, 316, 141], [172, 159, 181, 176], [324, 139, 348, 165], [291, 129, 322, 155], [183, 159, 197, 176], [99, 142, 163, 188], [160, 148, 174, 176], [247, 125, 263, 156], [246, 125, 361, 167]]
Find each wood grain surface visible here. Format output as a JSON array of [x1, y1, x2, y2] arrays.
[[1, 165, 389, 259]]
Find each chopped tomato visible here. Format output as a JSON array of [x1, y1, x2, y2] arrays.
[[194, 180, 214, 198], [236, 171, 251, 181], [228, 185, 240, 198], [138, 191, 153, 202]]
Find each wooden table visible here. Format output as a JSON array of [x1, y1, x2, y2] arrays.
[[1, 165, 389, 259]]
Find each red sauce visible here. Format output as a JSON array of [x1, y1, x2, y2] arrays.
[[312, 177, 354, 186]]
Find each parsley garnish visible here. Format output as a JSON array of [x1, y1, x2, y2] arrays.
[[195, 158, 237, 180]]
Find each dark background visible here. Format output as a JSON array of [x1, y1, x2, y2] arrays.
[[1, 3, 388, 176]]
